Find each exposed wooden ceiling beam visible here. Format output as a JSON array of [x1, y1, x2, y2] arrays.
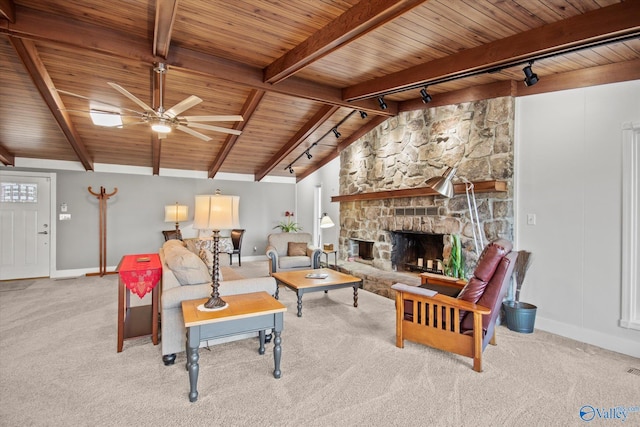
[[255, 105, 339, 182], [208, 89, 266, 179], [0, 5, 396, 116], [296, 114, 387, 182], [154, 0, 179, 59], [0, 0, 15, 23], [399, 81, 516, 112], [9, 37, 93, 170], [264, 0, 427, 84], [343, 0, 640, 101], [513, 58, 640, 97], [336, 115, 387, 154], [0, 142, 15, 165], [152, 135, 162, 176]]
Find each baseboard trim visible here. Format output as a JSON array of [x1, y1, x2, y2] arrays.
[[535, 316, 640, 358]]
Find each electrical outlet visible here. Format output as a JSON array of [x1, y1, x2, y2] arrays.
[[527, 213, 536, 225]]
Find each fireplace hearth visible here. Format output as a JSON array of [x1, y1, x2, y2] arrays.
[[390, 231, 445, 273]]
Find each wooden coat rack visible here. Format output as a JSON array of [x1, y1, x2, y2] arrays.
[[87, 186, 118, 277]]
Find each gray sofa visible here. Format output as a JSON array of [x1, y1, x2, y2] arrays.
[[266, 232, 321, 274], [159, 239, 277, 365]]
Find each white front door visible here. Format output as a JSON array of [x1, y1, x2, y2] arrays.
[[0, 174, 51, 280]]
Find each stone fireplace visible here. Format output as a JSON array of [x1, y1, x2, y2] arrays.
[[338, 97, 515, 279]]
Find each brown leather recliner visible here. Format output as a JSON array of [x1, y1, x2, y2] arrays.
[[392, 238, 517, 372]]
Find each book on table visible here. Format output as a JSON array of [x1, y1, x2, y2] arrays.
[[305, 273, 329, 279]]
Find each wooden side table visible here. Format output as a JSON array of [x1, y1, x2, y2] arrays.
[[182, 292, 286, 402], [322, 249, 338, 269], [117, 254, 162, 352]]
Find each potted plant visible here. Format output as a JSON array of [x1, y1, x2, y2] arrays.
[[502, 250, 537, 333], [444, 234, 464, 279], [273, 211, 302, 232]]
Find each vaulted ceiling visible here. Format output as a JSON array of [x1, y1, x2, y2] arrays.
[[1, 0, 638, 181]]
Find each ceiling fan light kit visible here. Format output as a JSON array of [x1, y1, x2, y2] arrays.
[[151, 119, 172, 134], [89, 110, 123, 127]]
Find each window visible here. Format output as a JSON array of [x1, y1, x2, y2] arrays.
[[0, 182, 38, 203]]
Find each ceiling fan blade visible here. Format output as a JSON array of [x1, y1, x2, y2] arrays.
[[186, 122, 242, 136], [57, 89, 142, 115], [165, 96, 202, 118], [176, 124, 212, 141], [107, 82, 156, 114], [180, 115, 244, 122]]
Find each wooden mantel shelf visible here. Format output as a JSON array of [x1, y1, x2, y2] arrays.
[[331, 180, 507, 203]]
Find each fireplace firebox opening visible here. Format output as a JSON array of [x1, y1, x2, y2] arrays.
[[390, 231, 445, 273]]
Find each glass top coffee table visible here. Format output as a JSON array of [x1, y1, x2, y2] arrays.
[[271, 268, 363, 317]]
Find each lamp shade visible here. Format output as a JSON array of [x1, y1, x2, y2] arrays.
[[425, 167, 456, 198], [193, 194, 240, 230], [320, 213, 335, 228], [164, 203, 188, 223]]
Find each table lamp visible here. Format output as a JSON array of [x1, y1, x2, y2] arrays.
[[193, 190, 240, 309], [164, 202, 188, 232]]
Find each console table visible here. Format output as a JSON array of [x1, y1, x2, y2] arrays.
[[116, 254, 161, 352]]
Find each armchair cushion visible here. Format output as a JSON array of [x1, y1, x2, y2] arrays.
[[288, 242, 308, 256], [266, 232, 321, 273]]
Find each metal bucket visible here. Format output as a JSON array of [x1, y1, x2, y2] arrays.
[[503, 301, 537, 333]]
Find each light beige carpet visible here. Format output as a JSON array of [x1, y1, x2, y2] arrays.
[[0, 262, 638, 426]]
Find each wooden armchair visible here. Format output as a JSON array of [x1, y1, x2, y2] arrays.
[[392, 239, 517, 372]]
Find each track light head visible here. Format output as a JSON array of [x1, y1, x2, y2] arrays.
[[359, 110, 368, 119], [288, 166, 294, 174], [306, 151, 312, 160], [420, 87, 432, 104], [523, 62, 539, 86], [332, 128, 341, 138], [377, 96, 387, 110]]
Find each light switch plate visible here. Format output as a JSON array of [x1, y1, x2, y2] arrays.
[[59, 213, 71, 221]]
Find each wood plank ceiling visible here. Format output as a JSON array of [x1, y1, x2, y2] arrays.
[[0, 0, 638, 181]]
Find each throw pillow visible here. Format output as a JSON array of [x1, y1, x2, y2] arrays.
[[164, 244, 211, 286], [288, 242, 307, 256], [198, 247, 223, 281]]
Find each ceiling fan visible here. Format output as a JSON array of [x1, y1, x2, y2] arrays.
[[58, 63, 243, 141]]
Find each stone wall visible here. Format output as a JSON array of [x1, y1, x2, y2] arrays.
[[339, 97, 515, 277]]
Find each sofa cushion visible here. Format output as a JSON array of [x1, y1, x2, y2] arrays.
[[198, 247, 223, 282], [163, 244, 211, 286], [287, 242, 308, 256], [161, 276, 278, 310], [279, 255, 312, 270]]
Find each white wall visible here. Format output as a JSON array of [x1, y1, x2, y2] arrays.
[[296, 157, 341, 249], [515, 80, 640, 357]]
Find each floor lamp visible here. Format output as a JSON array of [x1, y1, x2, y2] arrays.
[[319, 213, 335, 248], [425, 167, 484, 254], [193, 191, 240, 310]]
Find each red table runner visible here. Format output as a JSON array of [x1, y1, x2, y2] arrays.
[[118, 253, 162, 298]]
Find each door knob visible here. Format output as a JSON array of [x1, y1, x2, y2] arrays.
[[38, 231, 48, 235]]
